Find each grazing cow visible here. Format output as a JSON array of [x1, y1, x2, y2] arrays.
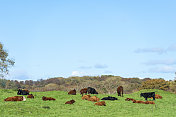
[[68, 89, 76, 95], [17, 89, 30, 95], [87, 87, 98, 94], [125, 98, 136, 102], [101, 96, 118, 101], [95, 101, 106, 106], [133, 100, 145, 104], [150, 94, 162, 99], [65, 99, 75, 104], [140, 92, 155, 100], [145, 101, 155, 104], [88, 96, 100, 102], [4, 96, 26, 101], [42, 96, 56, 101], [82, 95, 91, 100], [80, 88, 88, 96], [117, 86, 123, 97], [27, 94, 34, 98]]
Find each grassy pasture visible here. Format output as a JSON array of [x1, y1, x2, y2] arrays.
[[0, 89, 176, 117]]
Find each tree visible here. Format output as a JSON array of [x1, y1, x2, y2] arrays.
[[0, 42, 15, 78]]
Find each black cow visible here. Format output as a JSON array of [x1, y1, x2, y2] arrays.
[[101, 96, 118, 101], [17, 89, 29, 95], [87, 87, 98, 94], [140, 92, 155, 100]]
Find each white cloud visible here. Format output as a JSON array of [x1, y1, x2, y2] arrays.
[[149, 66, 176, 73], [71, 71, 83, 76], [79, 66, 92, 69], [145, 59, 176, 65], [94, 64, 108, 69], [135, 48, 166, 54]]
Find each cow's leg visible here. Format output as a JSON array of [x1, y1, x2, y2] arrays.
[[145, 97, 147, 100], [153, 96, 155, 100]]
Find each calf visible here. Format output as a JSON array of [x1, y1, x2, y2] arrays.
[[95, 101, 106, 106], [140, 92, 155, 100], [68, 89, 76, 95], [65, 100, 75, 104], [101, 96, 118, 101], [80, 88, 87, 96], [82, 95, 91, 100], [87, 87, 98, 94], [4, 96, 26, 101], [27, 94, 34, 98], [42, 96, 56, 101], [88, 96, 100, 102], [117, 86, 123, 97]]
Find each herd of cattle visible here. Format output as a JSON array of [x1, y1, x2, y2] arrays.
[[3, 86, 162, 106]]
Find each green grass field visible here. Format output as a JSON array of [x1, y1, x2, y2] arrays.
[[0, 89, 176, 117]]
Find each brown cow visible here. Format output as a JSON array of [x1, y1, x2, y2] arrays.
[[117, 86, 123, 97], [95, 101, 106, 106], [68, 89, 76, 95], [151, 94, 162, 99], [42, 96, 56, 101], [4, 96, 26, 101], [82, 95, 91, 100], [88, 96, 100, 102], [80, 88, 87, 96], [65, 99, 75, 104], [133, 100, 145, 104], [145, 101, 155, 104], [125, 98, 136, 102], [27, 94, 34, 98]]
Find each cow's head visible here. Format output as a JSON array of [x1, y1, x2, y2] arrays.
[[140, 93, 143, 97]]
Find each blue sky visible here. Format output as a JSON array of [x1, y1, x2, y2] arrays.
[[0, 0, 176, 81]]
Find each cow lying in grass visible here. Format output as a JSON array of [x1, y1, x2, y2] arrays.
[[101, 96, 118, 101], [95, 101, 106, 106], [27, 94, 34, 98], [88, 96, 100, 102], [4, 96, 26, 101], [140, 92, 155, 100], [82, 95, 91, 100], [87, 87, 98, 94], [17, 89, 30, 95], [42, 96, 56, 101], [125, 98, 136, 101], [125, 98, 155, 104], [82, 95, 99, 102], [150, 94, 162, 99], [68, 89, 76, 95], [65, 100, 75, 104]]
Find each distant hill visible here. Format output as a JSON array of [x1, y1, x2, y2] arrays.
[[1, 75, 176, 94]]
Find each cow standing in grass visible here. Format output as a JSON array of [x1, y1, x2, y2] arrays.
[[117, 86, 123, 97], [80, 88, 87, 96], [140, 92, 155, 100]]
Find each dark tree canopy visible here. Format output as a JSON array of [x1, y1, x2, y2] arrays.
[[0, 42, 15, 78]]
